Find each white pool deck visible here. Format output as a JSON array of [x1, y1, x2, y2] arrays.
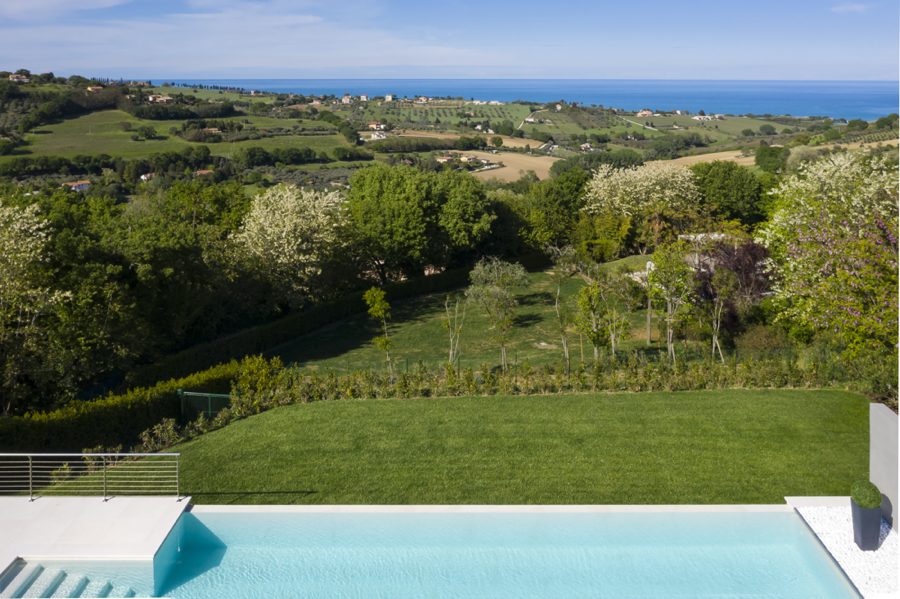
[[0, 495, 895, 599], [0, 496, 190, 574]]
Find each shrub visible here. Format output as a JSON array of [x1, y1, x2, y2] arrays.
[[0, 361, 240, 452], [851, 480, 882, 508]]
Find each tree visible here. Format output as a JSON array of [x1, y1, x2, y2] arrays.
[[692, 265, 738, 363], [546, 245, 577, 371], [758, 124, 776, 136], [466, 257, 530, 370], [347, 164, 494, 281], [741, 129, 755, 137], [758, 149, 898, 263], [363, 287, 394, 379], [235, 184, 344, 307], [442, 295, 467, 365], [575, 278, 606, 361], [647, 240, 694, 365], [0, 203, 69, 415], [754, 146, 788, 172], [688, 161, 763, 225], [491, 136, 503, 148], [582, 163, 702, 252]]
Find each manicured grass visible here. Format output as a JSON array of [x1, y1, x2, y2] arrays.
[[175, 389, 869, 505]]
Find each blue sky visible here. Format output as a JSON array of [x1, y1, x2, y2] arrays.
[[0, 0, 897, 80]]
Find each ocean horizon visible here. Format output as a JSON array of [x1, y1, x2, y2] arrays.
[[157, 79, 899, 121]]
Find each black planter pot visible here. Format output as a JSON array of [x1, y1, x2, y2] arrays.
[[852, 497, 882, 551]]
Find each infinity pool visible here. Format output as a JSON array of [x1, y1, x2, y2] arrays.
[[155, 510, 857, 599], [0, 510, 859, 598]]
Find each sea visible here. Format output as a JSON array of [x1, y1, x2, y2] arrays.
[[160, 79, 899, 121]]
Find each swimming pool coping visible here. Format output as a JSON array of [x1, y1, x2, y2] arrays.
[[188, 503, 795, 513]]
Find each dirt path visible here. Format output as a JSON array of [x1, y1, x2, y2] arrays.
[[622, 117, 657, 131], [662, 138, 898, 167]]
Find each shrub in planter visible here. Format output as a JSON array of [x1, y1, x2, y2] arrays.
[[851, 480, 883, 551]]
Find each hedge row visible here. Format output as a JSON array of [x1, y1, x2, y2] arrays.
[[0, 362, 240, 453], [123, 253, 550, 391]]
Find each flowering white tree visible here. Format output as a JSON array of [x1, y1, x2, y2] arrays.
[[757, 150, 898, 260], [582, 163, 702, 250], [236, 185, 345, 307], [0, 203, 69, 415]]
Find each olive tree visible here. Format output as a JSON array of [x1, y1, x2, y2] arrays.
[[466, 257, 530, 370], [647, 240, 694, 365]]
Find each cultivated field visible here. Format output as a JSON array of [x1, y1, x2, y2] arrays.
[[469, 150, 560, 181], [661, 137, 899, 167], [395, 130, 538, 149], [1, 109, 350, 161]]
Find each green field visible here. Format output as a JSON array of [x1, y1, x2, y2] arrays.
[[272, 262, 659, 372], [142, 86, 274, 104], [333, 102, 534, 129], [175, 389, 868, 504], [2, 109, 352, 161]]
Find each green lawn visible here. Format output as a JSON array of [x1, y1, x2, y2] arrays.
[[2, 109, 348, 161], [272, 261, 655, 373], [175, 389, 869, 504]]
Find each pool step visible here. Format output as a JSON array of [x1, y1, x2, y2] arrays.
[[0, 565, 140, 599]]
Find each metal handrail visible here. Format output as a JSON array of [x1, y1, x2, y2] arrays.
[[0, 453, 180, 501]]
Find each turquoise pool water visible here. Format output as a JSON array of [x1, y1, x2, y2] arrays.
[[154, 511, 858, 599]]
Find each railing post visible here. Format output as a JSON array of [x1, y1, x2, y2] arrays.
[[176, 455, 180, 499], [28, 456, 33, 501], [103, 456, 107, 501], [177, 388, 184, 423], [208, 394, 212, 418]]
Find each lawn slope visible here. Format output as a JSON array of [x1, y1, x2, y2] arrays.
[[176, 389, 868, 505]]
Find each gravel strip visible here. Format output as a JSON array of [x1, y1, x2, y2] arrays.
[[797, 506, 898, 598]]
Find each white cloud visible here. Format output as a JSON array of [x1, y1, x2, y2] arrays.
[[0, 0, 132, 19], [830, 3, 869, 12]]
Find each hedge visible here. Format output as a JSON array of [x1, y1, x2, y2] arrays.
[[122, 254, 550, 391], [0, 362, 239, 453]]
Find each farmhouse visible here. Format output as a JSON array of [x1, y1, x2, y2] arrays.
[[359, 95, 368, 101], [385, 95, 394, 102], [636, 109, 653, 117], [692, 115, 714, 121], [460, 155, 476, 163], [435, 156, 453, 163], [86, 86, 104, 92], [555, 104, 562, 111], [311, 100, 322, 105], [341, 96, 352, 104], [140, 173, 156, 182], [195, 170, 215, 176], [148, 95, 174, 104], [525, 117, 536, 123], [367, 121, 384, 130], [417, 96, 429, 103], [580, 142, 592, 150], [479, 157, 491, 164], [488, 100, 503, 105], [370, 131, 387, 140], [63, 180, 90, 191], [9, 74, 30, 83]]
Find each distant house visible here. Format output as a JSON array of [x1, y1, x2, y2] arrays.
[[487, 129, 495, 134], [525, 117, 536, 123], [311, 100, 322, 105], [131, 81, 150, 87], [488, 100, 502, 105], [555, 104, 562, 111], [9, 74, 30, 83], [580, 142, 592, 150], [479, 157, 491, 164], [674, 110, 682, 115], [436, 156, 453, 163], [140, 173, 156, 182], [341, 95, 352, 104], [472, 100, 485, 105], [202, 128, 221, 134], [359, 95, 368, 101], [63, 180, 90, 192], [195, 170, 215, 176], [370, 131, 387, 140], [385, 94, 394, 102], [460, 155, 476, 163], [474, 125, 482, 131], [86, 86, 104, 92], [367, 121, 383, 130], [636, 109, 653, 117], [148, 95, 174, 104], [714, 114, 725, 119], [692, 115, 713, 121], [417, 96, 429, 103]]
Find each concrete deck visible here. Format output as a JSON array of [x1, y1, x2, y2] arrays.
[[190, 503, 794, 513], [0, 496, 189, 577]]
